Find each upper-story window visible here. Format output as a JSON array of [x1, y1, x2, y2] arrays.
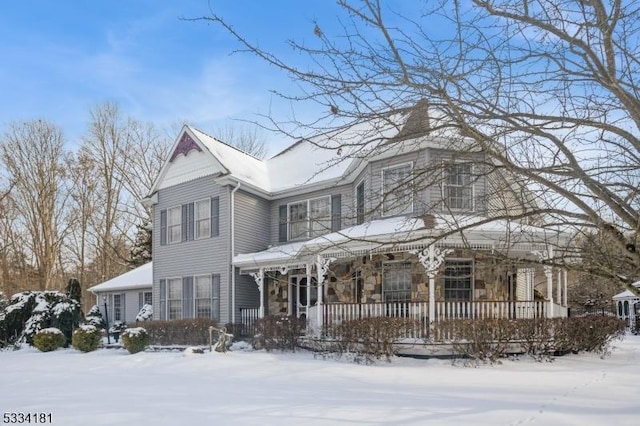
[[195, 199, 211, 239], [167, 206, 182, 243], [382, 163, 413, 216], [288, 196, 331, 240], [355, 180, 365, 225], [443, 163, 473, 211]]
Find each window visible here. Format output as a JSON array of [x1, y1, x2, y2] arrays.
[[195, 275, 212, 318], [167, 278, 182, 320], [139, 291, 152, 309], [309, 197, 331, 236], [113, 294, 122, 322], [288, 197, 331, 240], [443, 163, 473, 211], [167, 206, 182, 243], [382, 163, 413, 216], [383, 262, 412, 303], [444, 260, 473, 301], [355, 181, 365, 225], [195, 199, 211, 239]]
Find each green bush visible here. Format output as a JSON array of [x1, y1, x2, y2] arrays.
[[84, 305, 105, 329], [0, 291, 82, 346], [253, 315, 305, 352], [143, 318, 218, 345], [33, 328, 66, 352], [121, 327, 149, 354], [72, 325, 102, 352]]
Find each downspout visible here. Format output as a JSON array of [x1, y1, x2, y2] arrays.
[[230, 181, 242, 324]]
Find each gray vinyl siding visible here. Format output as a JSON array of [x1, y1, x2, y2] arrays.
[[152, 176, 231, 323], [233, 190, 271, 316], [269, 184, 353, 246], [368, 151, 426, 220], [95, 289, 149, 325]]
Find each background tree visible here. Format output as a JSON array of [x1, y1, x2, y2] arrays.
[[0, 120, 70, 290], [215, 122, 268, 159], [65, 278, 82, 305], [129, 219, 152, 267], [204, 0, 640, 290]]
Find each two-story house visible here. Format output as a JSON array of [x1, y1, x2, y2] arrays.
[[146, 107, 571, 336]]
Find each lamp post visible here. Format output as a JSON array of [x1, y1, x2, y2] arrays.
[[103, 295, 111, 344]]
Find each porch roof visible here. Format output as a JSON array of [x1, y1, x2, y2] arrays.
[[87, 262, 153, 293], [233, 215, 569, 271]]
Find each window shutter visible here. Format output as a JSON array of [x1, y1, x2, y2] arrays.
[[212, 274, 220, 321], [278, 205, 288, 242], [183, 276, 193, 319], [188, 202, 195, 241], [181, 204, 188, 242], [211, 197, 220, 237], [160, 210, 167, 246], [121, 293, 126, 323], [139, 292, 143, 310], [159, 279, 166, 320], [331, 194, 342, 231]]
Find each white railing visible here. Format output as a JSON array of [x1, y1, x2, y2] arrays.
[[323, 300, 551, 331], [239, 307, 259, 336]]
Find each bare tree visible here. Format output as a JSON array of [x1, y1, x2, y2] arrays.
[[214, 122, 268, 159], [201, 0, 640, 286], [0, 120, 70, 290]]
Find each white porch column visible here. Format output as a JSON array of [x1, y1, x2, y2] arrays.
[[249, 268, 265, 319], [315, 256, 334, 332], [306, 262, 312, 317], [557, 270, 562, 306], [412, 245, 451, 326], [563, 270, 568, 308], [534, 247, 554, 318]]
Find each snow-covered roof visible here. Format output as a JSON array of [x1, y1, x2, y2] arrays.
[[88, 262, 152, 293], [612, 289, 640, 300], [233, 214, 568, 268]]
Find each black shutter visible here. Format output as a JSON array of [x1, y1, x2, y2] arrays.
[[212, 274, 220, 321], [181, 204, 188, 242], [211, 197, 220, 237], [183, 276, 193, 319], [187, 202, 194, 241], [160, 210, 167, 245], [278, 205, 288, 242], [331, 194, 342, 231], [138, 292, 143, 310], [159, 279, 166, 320]]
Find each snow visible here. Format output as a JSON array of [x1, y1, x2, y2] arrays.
[[37, 327, 62, 335], [1, 334, 639, 425], [87, 262, 152, 293], [613, 289, 639, 300], [122, 327, 146, 337]]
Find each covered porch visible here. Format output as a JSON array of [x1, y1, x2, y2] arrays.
[[234, 216, 571, 337]]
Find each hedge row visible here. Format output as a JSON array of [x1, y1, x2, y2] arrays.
[[142, 318, 218, 346]]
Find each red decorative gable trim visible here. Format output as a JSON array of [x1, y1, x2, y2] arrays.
[[170, 133, 202, 161]]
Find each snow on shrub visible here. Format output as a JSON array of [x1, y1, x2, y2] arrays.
[[121, 327, 149, 354], [135, 304, 153, 322], [84, 305, 105, 329], [72, 325, 102, 352], [33, 327, 66, 352], [0, 291, 82, 347]]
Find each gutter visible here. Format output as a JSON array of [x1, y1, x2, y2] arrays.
[[230, 181, 242, 324]]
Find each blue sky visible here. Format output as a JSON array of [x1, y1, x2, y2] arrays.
[[0, 1, 347, 154]]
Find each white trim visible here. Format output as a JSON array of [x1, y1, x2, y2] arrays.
[[167, 205, 182, 244], [354, 177, 366, 225], [381, 161, 414, 217], [166, 277, 183, 320]]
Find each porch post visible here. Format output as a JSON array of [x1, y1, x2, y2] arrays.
[[557, 270, 562, 306], [316, 256, 334, 333], [249, 268, 265, 319], [534, 247, 554, 318], [563, 270, 568, 308], [411, 245, 451, 328], [306, 262, 312, 319]]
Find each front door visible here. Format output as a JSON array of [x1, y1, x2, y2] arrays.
[[290, 275, 317, 319]]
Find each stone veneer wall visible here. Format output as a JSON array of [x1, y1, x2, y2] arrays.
[[264, 250, 521, 314]]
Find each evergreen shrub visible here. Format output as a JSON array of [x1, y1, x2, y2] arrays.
[[121, 327, 149, 354], [33, 328, 66, 352], [72, 325, 102, 352]]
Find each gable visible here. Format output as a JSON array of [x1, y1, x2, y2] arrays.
[[153, 128, 228, 192]]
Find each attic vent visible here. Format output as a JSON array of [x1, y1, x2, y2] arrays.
[[170, 133, 202, 162]]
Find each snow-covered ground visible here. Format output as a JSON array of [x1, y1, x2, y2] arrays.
[[1, 335, 639, 425]]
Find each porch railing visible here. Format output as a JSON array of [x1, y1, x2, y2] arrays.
[[323, 300, 551, 332], [239, 307, 259, 336]]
